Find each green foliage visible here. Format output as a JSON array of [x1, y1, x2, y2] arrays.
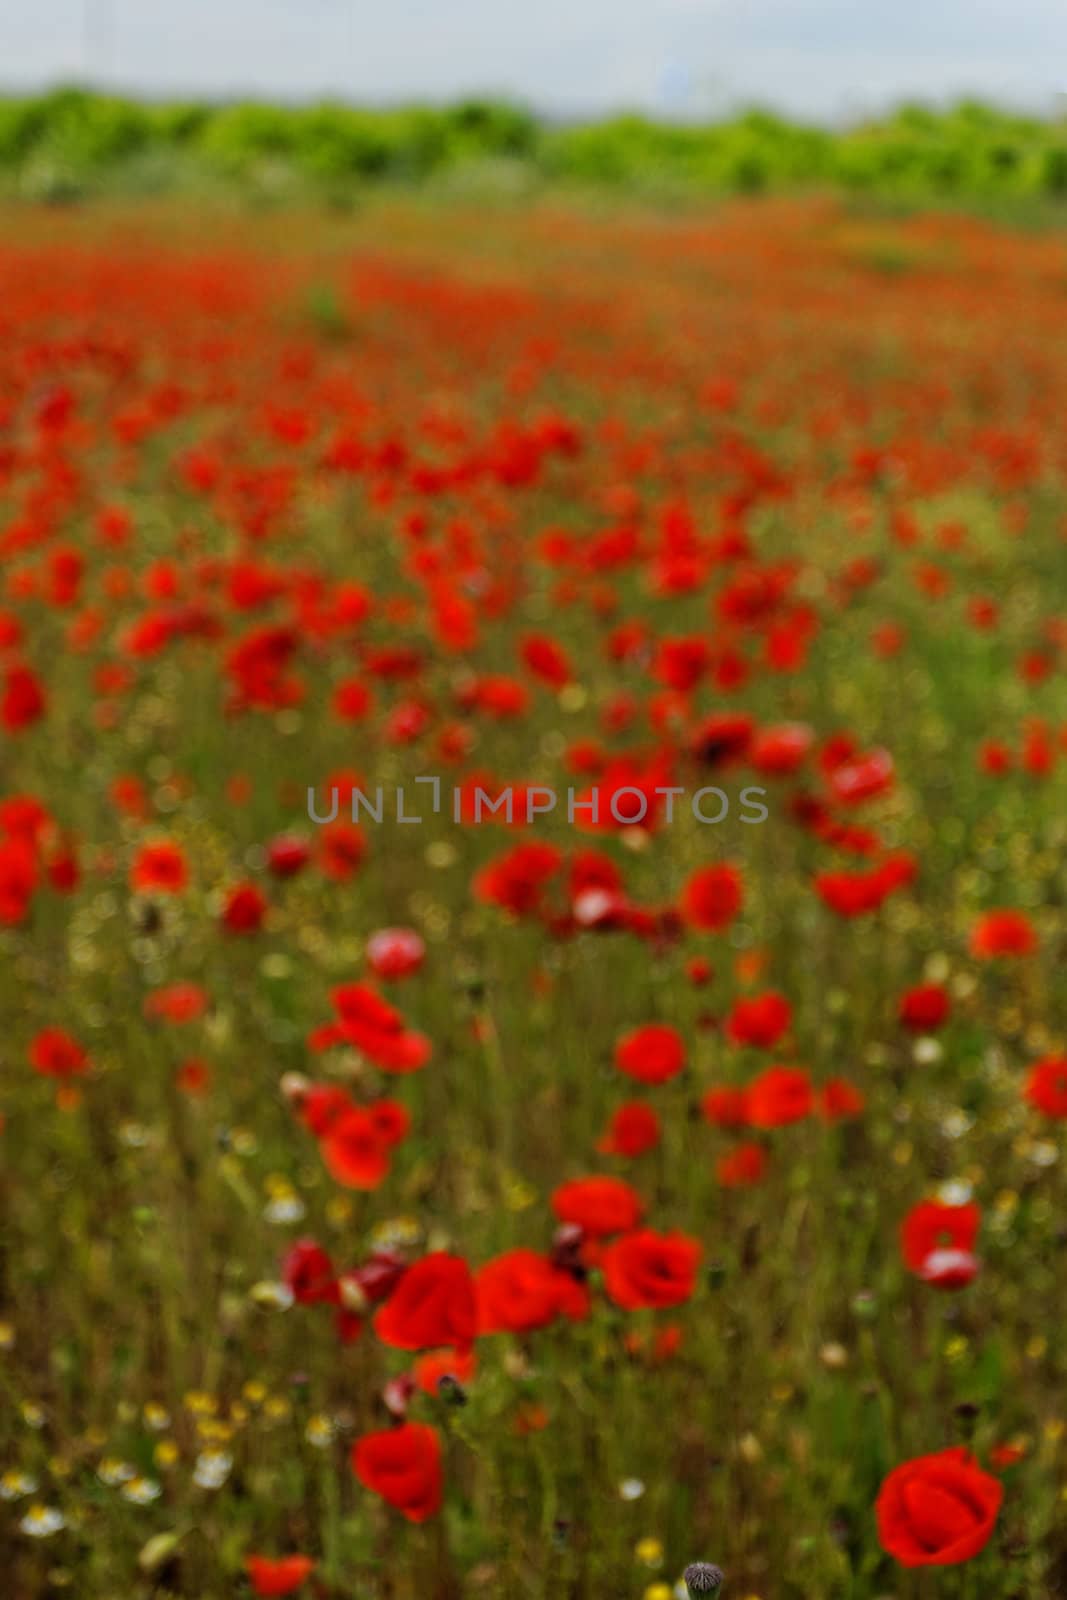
[[0, 87, 1065, 203]]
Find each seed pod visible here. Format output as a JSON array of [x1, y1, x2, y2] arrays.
[[684, 1562, 725, 1596]]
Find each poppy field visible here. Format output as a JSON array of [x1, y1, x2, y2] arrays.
[[3, 193, 1067, 1599]]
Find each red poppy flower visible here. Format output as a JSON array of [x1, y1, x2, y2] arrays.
[[970, 909, 1037, 959], [680, 863, 743, 931], [267, 834, 311, 877], [0, 836, 36, 924], [521, 632, 572, 688], [326, 983, 431, 1072], [2, 663, 47, 731], [143, 982, 208, 1023], [725, 991, 791, 1049], [281, 1240, 338, 1305], [366, 927, 426, 980], [1024, 1056, 1067, 1118], [413, 1346, 478, 1396], [29, 1027, 88, 1079], [746, 1065, 813, 1127], [876, 1447, 1002, 1566], [374, 1253, 477, 1351], [551, 1175, 644, 1236], [473, 842, 563, 916], [901, 1200, 980, 1288], [131, 840, 188, 895], [245, 1554, 316, 1596], [717, 1141, 768, 1187], [827, 747, 894, 806], [320, 1108, 390, 1190], [601, 1228, 702, 1310], [176, 1057, 211, 1096], [476, 1248, 589, 1334], [819, 1077, 865, 1121], [220, 881, 267, 934], [749, 722, 813, 776], [597, 1101, 661, 1157], [319, 820, 366, 882], [701, 1085, 750, 1127], [352, 1422, 443, 1522], [899, 983, 951, 1031], [614, 1022, 686, 1086]]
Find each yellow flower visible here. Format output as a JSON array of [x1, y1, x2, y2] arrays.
[[635, 1537, 664, 1568], [183, 1390, 217, 1417], [154, 1440, 179, 1469]]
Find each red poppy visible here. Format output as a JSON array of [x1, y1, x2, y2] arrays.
[[725, 991, 791, 1049], [319, 820, 366, 882], [827, 747, 894, 806], [2, 662, 47, 731], [176, 1057, 211, 1096], [601, 1228, 702, 1310], [749, 722, 813, 775], [521, 632, 572, 688], [323, 983, 431, 1072], [0, 836, 36, 924], [321, 1109, 390, 1190], [281, 1240, 338, 1305], [220, 881, 267, 934], [1024, 1056, 1067, 1117], [352, 1422, 443, 1522], [898, 983, 951, 1031], [29, 1027, 88, 1079], [266, 834, 311, 877], [901, 1200, 980, 1288], [412, 1346, 478, 1396], [245, 1554, 316, 1596], [366, 927, 426, 980], [680, 863, 743, 931], [701, 1085, 750, 1127], [746, 1065, 813, 1127], [143, 982, 208, 1023], [473, 842, 563, 916], [476, 1248, 589, 1333], [717, 1141, 768, 1187], [131, 840, 188, 895], [819, 1077, 865, 1121], [597, 1101, 661, 1157], [614, 1023, 686, 1086], [970, 909, 1037, 959], [551, 1175, 644, 1236], [876, 1448, 1002, 1566], [373, 1253, 478, 1351]]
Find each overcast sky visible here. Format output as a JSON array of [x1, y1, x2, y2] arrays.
[[1, 0, 1064, 121]]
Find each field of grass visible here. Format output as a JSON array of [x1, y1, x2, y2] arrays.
[[2, 192, 1067, 1600]]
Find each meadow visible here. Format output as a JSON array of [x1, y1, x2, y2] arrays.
[[2, 188, 1067, 1599]]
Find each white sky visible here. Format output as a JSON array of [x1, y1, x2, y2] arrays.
[[0, 0, 1064, 120]]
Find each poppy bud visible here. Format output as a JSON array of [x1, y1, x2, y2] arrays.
[[684, 1562, 725, 1596], [437, 1373, 468, 1406]]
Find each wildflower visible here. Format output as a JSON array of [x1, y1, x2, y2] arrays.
[[19, 1504, 65, 1537]]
